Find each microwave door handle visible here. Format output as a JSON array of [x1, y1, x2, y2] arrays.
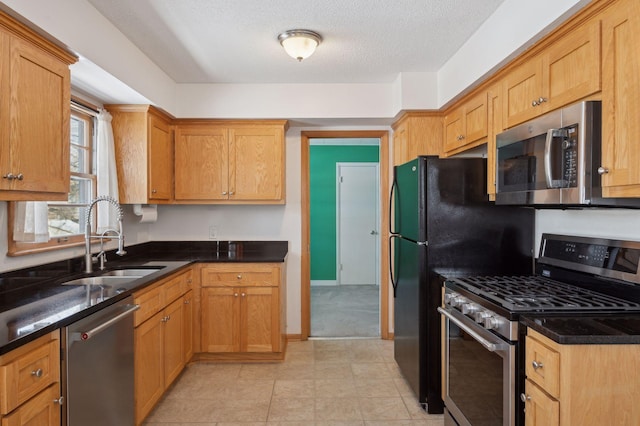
[[544, 129, 559, 188]]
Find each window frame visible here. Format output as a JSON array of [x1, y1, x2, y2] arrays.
[[7, 102, 98, 256]]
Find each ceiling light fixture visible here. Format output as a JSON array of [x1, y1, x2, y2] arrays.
[[277, 29, 322, 62]]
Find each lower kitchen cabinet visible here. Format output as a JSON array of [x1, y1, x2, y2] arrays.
[[523, 329, 640, 425], [199, 262, 286, 359], [133, 268, 192, 425], [0, 331, 61, 426], [182, 289, 194, 364]]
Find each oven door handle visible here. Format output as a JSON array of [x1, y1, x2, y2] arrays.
[[438, 307, 508, 352]]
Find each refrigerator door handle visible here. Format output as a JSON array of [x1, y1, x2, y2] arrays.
[[389, 176, 399, 236], [417, 241, 428, 246], [389, 234, 402, 297]]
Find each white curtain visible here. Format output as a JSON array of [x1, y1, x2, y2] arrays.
[[96, 109, 120, 234], [13, 201, 49, 242]]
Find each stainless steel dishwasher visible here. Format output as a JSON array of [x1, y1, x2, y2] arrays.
[[62, 295, 139, 426]]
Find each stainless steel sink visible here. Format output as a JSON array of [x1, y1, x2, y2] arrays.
[[62, 276, 136, 286], [100, 268, 162, 277]]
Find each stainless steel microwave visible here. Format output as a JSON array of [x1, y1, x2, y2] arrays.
[[496, 100, 640, 208]]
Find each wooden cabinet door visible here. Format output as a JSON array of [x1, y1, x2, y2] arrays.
[[2, 36, 69, 195], [523, 380, 559, 426], [503, 59, 544, 128], [162, 298, 184, 388], [147, 114, 172, 201], [229, 126, 284, 202], [601, 0, 640, 197], [443, 109, 464, 153], [463, 93, 488, 144], [182, 290, 194, 363], [240, 286, 279, 352], [392, 122, 408, 166], [487, 83, 503, 199], [134, 311, 164, 425], [174, 125, 229, 200], [542, 19, 601, 113], [1, 385, 60, 426], [201, 287, 240, 352]]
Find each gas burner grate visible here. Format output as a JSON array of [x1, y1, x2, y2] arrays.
[[450, 276, 640, 311]]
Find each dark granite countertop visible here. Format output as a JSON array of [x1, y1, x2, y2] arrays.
[[0, 240, 288, 354], [521, 314, 640, 345]]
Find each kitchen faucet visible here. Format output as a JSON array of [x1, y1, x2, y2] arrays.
[[84, 195, 126, 273]]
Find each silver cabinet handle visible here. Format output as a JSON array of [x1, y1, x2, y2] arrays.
[[237, 274, 242, 279], [532, 100, 538, 107], [151, 189, 157, 193], [538, 97, 547, 104], [53, 396, 64, 405], [241, 293, 246, 297], [229, 191, 235, 195], [532, 360, 544, 370], [184, 299, 191, 305], [31, 368, 43, 378], [598, 166, 609, 175], [234, 293, 239, 297], [222, 191, 228, 195], [3, 173, 24, 180], [520, 393, 531, 402]]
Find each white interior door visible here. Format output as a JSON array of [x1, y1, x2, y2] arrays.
[[337, 163, 380, 285]]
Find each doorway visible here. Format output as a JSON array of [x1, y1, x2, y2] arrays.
[[301, 131, 390, 340]]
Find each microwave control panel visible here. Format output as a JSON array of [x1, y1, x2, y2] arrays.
[[562, 124, 579, 187]]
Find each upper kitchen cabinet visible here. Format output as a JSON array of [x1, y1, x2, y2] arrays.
[[392, 112, 442, 166], [107, 105, 174, 204], [0, 11, 76, 201], [502, 18, 601, 128], [486, 83, 504, 200], [174, 120, 288, 204], [443, 91, 488, 155], [600, 0, 640, 197]]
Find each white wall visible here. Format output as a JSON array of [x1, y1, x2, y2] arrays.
[[535, 209, 640, 255], [437, 0, 590, 105]]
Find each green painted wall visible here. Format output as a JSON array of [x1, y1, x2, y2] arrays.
[[309, 142, 379, 281]]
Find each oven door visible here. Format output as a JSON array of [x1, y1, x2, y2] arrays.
[[438, 307, 516, 426]]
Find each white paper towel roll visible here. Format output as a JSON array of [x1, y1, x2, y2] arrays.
[[133, 204, 158, 223]]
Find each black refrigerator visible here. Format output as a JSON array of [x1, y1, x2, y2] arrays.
[[390, 156, 534, 413]]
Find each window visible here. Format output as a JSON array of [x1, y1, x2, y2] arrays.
[[8, 103, 97, 255]]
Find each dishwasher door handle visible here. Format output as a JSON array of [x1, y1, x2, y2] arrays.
[[75, 304, 139, 341]]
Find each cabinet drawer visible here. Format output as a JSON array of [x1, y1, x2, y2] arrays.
[[1, 383, 60, 426], [202, 266, 278, 287], [163, 272, 187, 304], [524, 379, 559, 426], [0, 339, 59, 415], [134, 286, 163, 327], [525, 336, 560, 398]]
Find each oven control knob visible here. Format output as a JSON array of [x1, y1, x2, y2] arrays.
[[461, 303, 479, 316], [484, 316, 500, 330], [444, 293, 456, 305], [474, 311, 491, 323], [450, 296, 467, 308]]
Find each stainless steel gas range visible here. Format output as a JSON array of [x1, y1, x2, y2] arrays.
[[439, 233, 640, 426]]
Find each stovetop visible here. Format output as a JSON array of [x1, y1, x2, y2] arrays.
[[447, 275, 640, 313]]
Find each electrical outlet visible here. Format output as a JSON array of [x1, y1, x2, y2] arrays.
[[208, 225, 218, 240]]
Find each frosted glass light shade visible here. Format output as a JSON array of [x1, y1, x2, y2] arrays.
[[278, 30, 322, 62]]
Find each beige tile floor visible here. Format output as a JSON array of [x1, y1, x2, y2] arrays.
[[144, 339, 445, 425]]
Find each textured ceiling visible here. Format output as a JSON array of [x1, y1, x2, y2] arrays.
[[86, 0, 506, 84]]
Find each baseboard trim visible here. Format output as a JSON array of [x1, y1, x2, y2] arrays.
[[286, 334, 305, 342]]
